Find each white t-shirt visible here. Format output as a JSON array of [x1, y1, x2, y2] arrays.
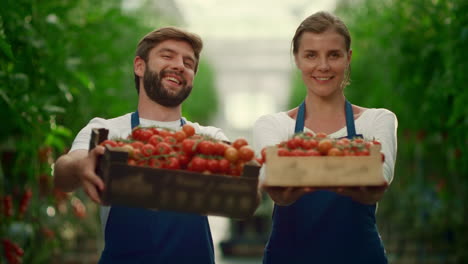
[[252, 108, 398, 183], [69, 112, 229, 231]]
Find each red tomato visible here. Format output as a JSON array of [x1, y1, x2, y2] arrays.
[[232, 138, 248, 150], [130, 141, 144, 150], [148, 135, 164, 146], [189, 156, 207, 172], [158, 129, 171, 138], [141, 144, 155, 157], [213, 142, 228, 156], [148, 158, 162, 168], [206, 159, 220, 173], [182, 124, 196, 137], [336, 138, 351, 147], [100, 140, 117, 148], [287, 136, 302, 149], [224, 147, 239, 162], [150, 127, 160, 135], [356, 149, 370, 156], [373, 140, 382, 146], [318, 139, 333, 154], [353, 138, 364, 144], [228, 161, 243, 176], [182, 139, 197, 155], [155, 142, 173, 155], [218, 159, 230, 174], [164, 136, 178, 145], [327, 147, 344, 156], [315, 132, 328, 139], [198, 140, 215, 155], [301, 138, 318, 150], [174, 130, 187, 142], [291, 149, 306, 156], [178, 153, 191, 168], [238, 145, 255, 161], [138, 129, 153, 142], [131, 127, 143, 140], [166, 157, 180, 170]]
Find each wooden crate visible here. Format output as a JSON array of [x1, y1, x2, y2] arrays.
[[263, 145, 386, 187], [90, 128, 260, 219]]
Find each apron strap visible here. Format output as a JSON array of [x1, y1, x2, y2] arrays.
[[131, 111, 186, 129], [344, 100, 363, 139], [294, 101, 306, 134]]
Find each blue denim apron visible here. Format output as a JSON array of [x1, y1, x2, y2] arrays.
[[263, 101, 387, 264], [99, 111, 215, 264]]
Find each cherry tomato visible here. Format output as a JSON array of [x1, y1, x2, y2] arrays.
[[301, 138, 318, 150], [164, 135, 178, 145], [166, 157, 181, 170], [198, 140, 215, 155], [148, 158, 163, 168], [238, 145, 255, 161], [356, 149, 370, 156], [218, 159, 230, 174], [206, 159, 220, 173], [224, 147, 239, 162], [327, 147, 344, 156], [287, 136, 302, 149], [189, 156, 207, 172], [100, 139, 117, 148], [315, 132, 328, 139], [174, 130, 187, 142], [182, 139, 197, 155], [182, 124, 196, 137], [148, 135, 164, 146], [336, 138, 351, 147], [137, 128, 153, 142], [232, 138, 248, 150], [178, 153, 191, 168], [130, 141, 144, 150], [318, 139, 333, 154], [141, 144, 155, 157], [155, 142, 173, 155], [213, 142, 228, 156]]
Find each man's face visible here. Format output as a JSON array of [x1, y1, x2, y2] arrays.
[[143, 39, 197, 107]]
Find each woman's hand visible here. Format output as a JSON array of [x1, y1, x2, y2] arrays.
[[333, 185, 388, 204], [261, 186, 314, 206]]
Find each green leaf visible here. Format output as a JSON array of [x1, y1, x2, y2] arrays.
[[0, 37, 14, 60]]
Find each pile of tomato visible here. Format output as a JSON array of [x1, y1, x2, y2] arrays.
[[99, 124, 256, 176], [261, 132, 384, 162]]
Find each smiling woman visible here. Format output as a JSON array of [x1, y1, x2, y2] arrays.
[[253, 11, 398, 264]]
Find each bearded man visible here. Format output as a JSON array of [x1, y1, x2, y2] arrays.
[[54, 27, 228, 264]]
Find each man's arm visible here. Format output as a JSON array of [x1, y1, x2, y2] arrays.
[[53, 146, 106, 203]]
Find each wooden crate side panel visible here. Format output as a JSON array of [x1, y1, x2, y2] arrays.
[[264, 146, 386, 186]]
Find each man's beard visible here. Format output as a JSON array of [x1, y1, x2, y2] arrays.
[[143, 68, 192, 107]]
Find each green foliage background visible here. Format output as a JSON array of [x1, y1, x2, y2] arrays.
[[0, 0, 218, 262], [289, 0, 467, 261]]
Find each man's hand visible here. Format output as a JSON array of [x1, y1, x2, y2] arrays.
[[54, 146, 106, 204], [333, 185, 388, 204], [261, 185, 314, 206], [77, 146, 106, 204]]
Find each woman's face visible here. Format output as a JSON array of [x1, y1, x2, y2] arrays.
[[295, 30, 351, 99]]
